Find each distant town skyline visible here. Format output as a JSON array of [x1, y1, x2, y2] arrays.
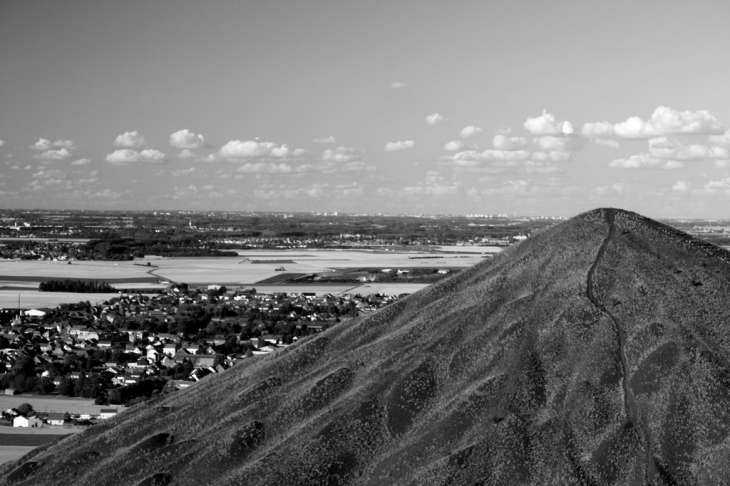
[[2, 0, 730, 218]]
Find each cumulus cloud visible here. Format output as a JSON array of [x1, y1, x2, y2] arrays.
[[493, 133, 528, 151], [460, 126, 482, 138], [705, 178, 730, 191], [51, 139, 75, 149], [532, 135, 584, 152], [169, 129, 204, 149], [384, 140, 415, 151], [30, 138, 76, 151], [672, 181, 691, 192], [33, 148, 71, 160], [217, 140, 305, 162], [582, 106, 724, 139], [426, 113, 448, 125], [313, 136, 336, 143], [608, 153, 682, 170], [71, 158, 92, 166], [31, 138, 52, 150], [177, 149, 195, 159], [524, 110, 573, 135], [391, 81, 407, 89], [0, 140, 4, 147], [443, 140, 464, 151], [105, 149, 166, 165], [452, 149, 531, 163], [648, 136, 729, 160], [594, 138, 621, 149], [322, 147, 362, 162], [172, 167, 202, 177], [114, 131, 147, 148], [709, 130, 730, 145], [236, 162, 293, 174]]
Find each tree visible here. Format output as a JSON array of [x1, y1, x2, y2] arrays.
[[16, 403, 33, 416], [12, 354, 36, 377], [59, 377, 75, 397]]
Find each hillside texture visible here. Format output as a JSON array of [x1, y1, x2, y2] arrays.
[[3, 208, 730, 485]]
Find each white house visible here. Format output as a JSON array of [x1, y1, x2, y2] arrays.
[[99, 408, 118, 420], [13, 415, 43, 428]]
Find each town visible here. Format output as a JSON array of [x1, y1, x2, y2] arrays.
[[0, 284, 405, 427]]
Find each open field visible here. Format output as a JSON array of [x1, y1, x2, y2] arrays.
[[0, 446, 35, 465], [0, 291, 124, 309], [0, 250, 489, 298], [0, 428, 82, 465], [348, 283, 430, 295], [151, 250, 486, 285], [435, 245, 504, 253], [0, 432, 74, 446], [242, 282, 429, 296], [0, 237, 90, 243], [0, 396, 122, 416]]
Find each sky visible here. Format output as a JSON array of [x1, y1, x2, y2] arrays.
[[2, 0, 730, 218]]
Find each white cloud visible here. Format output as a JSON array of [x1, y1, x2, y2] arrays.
[[0, 140, 4, 147], [648, 136, 729, 160], [708, 129, 730, 145], [71, 158, 92, 166], [177, 149, 195, 159], [594, 138, 621, 149], [705, 178, 730, 191], [460, 126, 482, 138], [523, 161, 563, 174], [33, 148, 71, 160], [30, 138, 52, 150], [30, 138, 76, 151], [172, 167, 202, 177], [452, 149, 531, 162], [169, 129, 204, 149], [443, 140, 464, 151], [391, 81, 407, 89], [236, 162, 293, 174], [114, 131, 147, 148], [217, 140, 305, 161], [672, 181, 691, 192], [493, 134, 528, 151], [105, 149, 165, 165], [401, 180, 461, 197], [582, 106, 724, 139], [426, 113, 448, 125], [52, 139, 75, 149], [384, 140, 415, 151], [532, 135, 583, 152], [524, 110, 573, 135], [314, 136, 336, 143], [322, 147, 362, 162], [530, 151, 574, 162], [608, 153, 681, 170]]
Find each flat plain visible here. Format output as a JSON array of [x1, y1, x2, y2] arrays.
[[0, 249, 489, 306], [0, 396, 117, 416]]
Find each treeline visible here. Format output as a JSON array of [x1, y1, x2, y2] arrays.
[[85, 238, 238, 260], [39, 279, 117, 293]]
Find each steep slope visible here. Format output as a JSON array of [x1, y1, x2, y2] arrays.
[[4, 208, 730, 485]]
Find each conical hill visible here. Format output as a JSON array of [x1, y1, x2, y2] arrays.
[[4, 208, 730, 485]]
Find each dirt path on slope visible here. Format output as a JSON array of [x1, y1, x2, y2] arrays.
[[585, 208, 656, 483]]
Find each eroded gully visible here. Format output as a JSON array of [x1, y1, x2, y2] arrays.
[[585, 209, 652, 480]]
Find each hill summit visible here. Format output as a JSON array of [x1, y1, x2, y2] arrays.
[[4, 208, 730, 485]]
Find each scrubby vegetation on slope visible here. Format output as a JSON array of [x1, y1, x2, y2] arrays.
[[4, 208, 730, 485]]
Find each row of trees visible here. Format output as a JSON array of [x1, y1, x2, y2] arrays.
[[39, 279, 117, 293]]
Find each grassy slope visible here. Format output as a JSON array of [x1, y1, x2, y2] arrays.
[[4, 208, 730, 485]]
